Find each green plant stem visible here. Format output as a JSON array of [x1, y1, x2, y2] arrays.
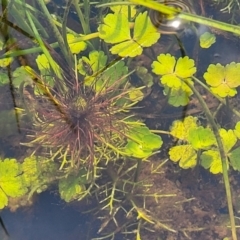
[[183, 78, 237, 240], [0, 32, 99, 59], [129, 0, 240, 35], [73, 0, 91, 35], [35, 0, 70, 64], [61, 0, 75, 70]]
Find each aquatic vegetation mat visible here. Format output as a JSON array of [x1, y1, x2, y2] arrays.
[[1, 0, 240, 239]]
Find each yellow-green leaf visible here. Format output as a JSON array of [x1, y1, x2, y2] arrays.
[[201, 150, 223, 174], [152, 53, 175, 75], [169, 145, 197, 168], [98, 13, 131, 44], [170, 116, 198, 140], [67, 34, 87, 54], [175, 56, 196, 78], [199, 32, 216, 48], [203, 62, 240, 97]]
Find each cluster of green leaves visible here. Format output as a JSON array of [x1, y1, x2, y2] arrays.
[[0, 157, 55, 209], [0, 156, 92, 209], [168, 116, 240, 174]]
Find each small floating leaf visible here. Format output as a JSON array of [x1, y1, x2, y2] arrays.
[[219, 128, 237, 152], [203, 62, 240, 97], [199, 32, 216, 48], [201, 150, 222, 174], [169, 145, 197, 168], [164, 84, 192, 107], [124, 125, 162, 158], [67, 33, 87, 54], [170, 116, 198, 141], [99, 13, 131, 44], [59, 174, 86, 202], [188, 127, 216, 150]]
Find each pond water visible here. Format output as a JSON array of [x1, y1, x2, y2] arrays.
[[1, 191, 96, 240], [1, 0, 240, 239]]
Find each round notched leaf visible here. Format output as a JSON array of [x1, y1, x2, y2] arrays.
[[152, 53, 176, 75], [142, 134, 163, 150], [164, 84, 192, 107], [133, 11, 160, 47], [219, 128, 237, 152], [188, 127, 216, 150], [170, 116, 198, 141], [169, 145, 197, 168], [59, 175, 85, 202], [175, 56, 196, 78], [200, 32, 216, 48], [67, 33, 87, 54], [200, 150, 222, 174], [124, 125, 162, 158], [203, 62, 240, 97], [98, 13, 131, 44]]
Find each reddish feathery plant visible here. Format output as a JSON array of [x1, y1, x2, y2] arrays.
[[26, 67, 134, 170]]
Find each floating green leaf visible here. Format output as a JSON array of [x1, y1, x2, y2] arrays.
[[67, 33, 87, 54], [99, 12, 160, 57], [58, 173, 86, 202], [229, 147, 240, 171], [99, 13, 130, 44], [164, 84, 193, 107], [219, 128, 237, 152], [78, 50, 107, 77], [200, 128, 236, 174], [0, 158, 28, 209], [201, 150, 223, 174], [203, 62, 240, 97], [188, 127, 216, 150], [124, 125, 162, 158], [199, 32, 216, 48], [170, 116, 198, 141], [152, 54, 196, 89], [169, 145, 197, 168], [128, 87, 144, 101]]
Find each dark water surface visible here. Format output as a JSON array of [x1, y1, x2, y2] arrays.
[[1, 191, 95, 240]]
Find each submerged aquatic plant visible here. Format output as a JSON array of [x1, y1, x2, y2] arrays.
[[25, 62, 136, 170]]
